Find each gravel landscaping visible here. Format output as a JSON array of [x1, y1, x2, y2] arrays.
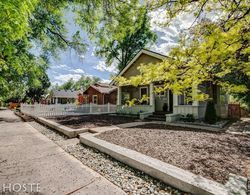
[[96, 123, 250, 185], [47, 114, 138, 129], [29, 121, 187, 195]]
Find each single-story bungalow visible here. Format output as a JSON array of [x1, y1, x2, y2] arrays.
[[83, 83, 117, 105], [111, 49, 228, 121], [49, 90, 81, 104]]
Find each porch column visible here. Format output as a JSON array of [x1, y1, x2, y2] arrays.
[[173, 94, 178, 106], [192, 85, 199, 106], [117, 86, 122, 105], [167, 90, 170, 111], [55, 98, 58, 104], [149, 83, 155, 110], [216, 86, 221, 116]]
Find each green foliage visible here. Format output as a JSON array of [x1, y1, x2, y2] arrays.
[[0, 0, 88, 102], [186, 114, 195, 123], [180, 114, 195, 122], [94, 12, 156, 71], [75, 0, 156, 71], [204, 100, 217, 124], [24, 70, 51, 102], [57, 76, 100, 91]]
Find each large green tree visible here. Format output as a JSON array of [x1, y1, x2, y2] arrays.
[[93, 11, 156, 71], [116, 0, 250, 105], [75, 0, 156, 71], [0, 0, 86, 102]]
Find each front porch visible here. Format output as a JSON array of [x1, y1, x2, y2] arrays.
[[116, 84, 173, 117], [116, 83, 228, 121]]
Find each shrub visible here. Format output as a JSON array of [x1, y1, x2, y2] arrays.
[[186, 114, 195, 122], [204, 100, 217, 124]]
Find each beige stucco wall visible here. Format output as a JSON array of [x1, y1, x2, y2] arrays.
[[122, 53, 162, 79]]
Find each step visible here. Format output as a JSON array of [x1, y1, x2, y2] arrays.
[[146, 116, 166, 121]]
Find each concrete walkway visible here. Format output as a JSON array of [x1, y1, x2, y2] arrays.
[[0, 110, 125, 194]]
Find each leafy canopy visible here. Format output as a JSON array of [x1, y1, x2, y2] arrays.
[[56, 76, 100, 91], [0, 0, 86, 102], [75, 0, 156, 71]]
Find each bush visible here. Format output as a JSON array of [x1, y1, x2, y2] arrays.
[[186, 114, 195, 122], [204, 100, 217, 124]]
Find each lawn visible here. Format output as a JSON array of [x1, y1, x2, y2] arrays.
[[96, 123, 250, 184], [47, 114, 138, 129]]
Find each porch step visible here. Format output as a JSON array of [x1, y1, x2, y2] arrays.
[[146, 114, 166, 121], [146, 116, 166, 121]]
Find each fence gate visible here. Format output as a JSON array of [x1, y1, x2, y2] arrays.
[[228, 103, 241, 119]]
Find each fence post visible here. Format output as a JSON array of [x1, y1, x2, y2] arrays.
[[108, 103, 110, 113], [90, 103, 93, 114]]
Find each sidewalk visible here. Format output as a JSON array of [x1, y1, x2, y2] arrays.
[[0, 110, 125, 194]]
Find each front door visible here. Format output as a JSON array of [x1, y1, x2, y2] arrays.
[[155, 89, 173, 112]]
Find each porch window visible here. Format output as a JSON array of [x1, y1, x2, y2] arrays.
[[178, 94, 192, 105], [140, 87, 148, 98], [122, 92, 130, 105], [140, 87, 148, 105], [92, 95, 98, 104]]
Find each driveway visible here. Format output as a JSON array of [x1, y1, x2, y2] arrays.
[[0, 110, 125, 194]]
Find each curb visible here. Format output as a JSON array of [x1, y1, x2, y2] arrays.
[[165, 122, 224, 132], [79, 133, 247, 195], [34, 116, 88, 138]]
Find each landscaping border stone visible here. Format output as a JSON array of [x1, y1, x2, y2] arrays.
[[35, 117, 88, 138], [165, 122, 224, 132], [80, 132, 247, 195]]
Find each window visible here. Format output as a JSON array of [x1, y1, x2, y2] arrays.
[[178, 94, 192, 105], [140, 87, 148, 105], [157, 91, 165, 97], [140, 87, 148, 98], [154, 85, 166, 97], [122, 92, 130, 105], [92, 95, 98, 104]]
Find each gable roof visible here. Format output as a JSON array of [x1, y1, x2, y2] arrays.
[[110, 49, 167, 85], [84, 83, 117, 94], [51, 90, 81, 98]]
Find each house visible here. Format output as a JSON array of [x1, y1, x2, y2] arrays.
[[111, 49, 228, 121], [49, 90, 81, 104], [83, 83, 117, 105]]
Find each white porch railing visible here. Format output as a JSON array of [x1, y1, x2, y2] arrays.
[[117, 105, 154, 115], [20, 103, 117, 117]]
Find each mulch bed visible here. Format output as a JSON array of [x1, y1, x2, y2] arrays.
[[46, 114, 138, 129], [96, 123, 250, 185]]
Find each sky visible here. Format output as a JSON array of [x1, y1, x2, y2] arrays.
[[48, 9, 194, 86]]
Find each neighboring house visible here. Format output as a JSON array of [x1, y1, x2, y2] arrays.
[[111, 49, 228, 120], [49, 90, 81, 104], [83, 83, 117, 105]]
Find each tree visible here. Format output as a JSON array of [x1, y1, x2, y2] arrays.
[[204, 100, 217, 124], [94, 12, 156, 71], [74, 76, 100, 90], [58, 76, 100, 91], [24, 71, 51, 102], [75, 0, 156, 71], [116, 0, 249, 103], [0, 0, 86, 102], [59, 78, 76, 91]]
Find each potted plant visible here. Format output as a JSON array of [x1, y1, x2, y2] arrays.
[[163, 103, 168, 112]]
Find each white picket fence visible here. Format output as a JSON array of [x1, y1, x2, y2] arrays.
[[20, 103, 117, 117]]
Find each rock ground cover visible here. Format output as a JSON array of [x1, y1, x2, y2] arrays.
[[29, 121, 187, 195], [47, 114, 138, 129], [96, 123, 250, 185]]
